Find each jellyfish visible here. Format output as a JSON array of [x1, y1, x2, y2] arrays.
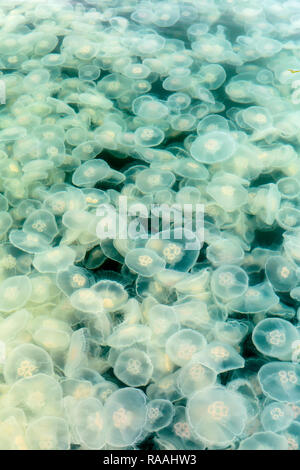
[[186, 386, 248, 447], [72, 160, 110, 187], [165, 329, 207, 367], [190, 131, 236, 164], [228, 282, 279, 314], [177, 359, 217, 398], [145, 399, 174, 432], [148, 304, 180, 345], [25, 416, 70, 450], [72, 397, 105, 450], [258, 362, 300, 403], [253, 318, 299, 360], [4, 343, 53, 384], [211, 265, 248, 301], [207, 239, 244, 266], [0, 275, 32, 313], [33, 246, 76, 273], [103, 388, 147, 447], [92, 280, 128, 312], [261, 402, 294, 433], [194, 341, 245, 374], [114, 348, 153, 387], [125, 248, 166, 277]]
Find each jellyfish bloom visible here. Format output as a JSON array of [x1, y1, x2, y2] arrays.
[[207, 239, 244, 266], [265, 256, 298, 292], [23, 210, 58, 243], [0, 275, 32, 313], [72, 160, 110, 187], [134, 126, 165, 147], [135, 169, 175, 193], [103, 388, 147, 447], [114, 348, 153, 387], [228, 282, 279, 314], [239, 431, 288, 450], [165, 329, 207, 367], [190, 131, 236, 164], [186, 386, 248, 447], [253, 318, 299, 360], [258, 362, 300, 403], [177, 359, 217, 397], [92, 280, 128, 312]]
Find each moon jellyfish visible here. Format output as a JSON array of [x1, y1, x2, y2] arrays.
[[187, 386, 247, 447], [239, 431, 288, 450], [25, 416, 70, 450], [134, 126, 165, 147], [261, 402, 294, 433], [198, 64, 226, 90], [177, 360, 217, 397], [23, 210, 58, 243], [92, 280, 128, 312], [265, 256, 298, 292], [190, 131, 236, 164], [211, 265, 248, 301], [207, 239, 244, 266], [4, 343, 53, 384], [145, 399, 174, 432], [114, 348, 153, 387], [135, 168, 175, 194], [242, 106, 273, 130], [103, 388, 147, 447], [258, 362, 300, 403], [148, 304, 180, 345], [72, 397, 105, 450], [194, 341, 245, 374], [69, 288, 103, 315], [253, 318, 299, 360], [125, 248, 166, 277], [0, 275, 32, 313], [33, 246, 76, 273], [72, 160, 110, 187], [165, 329, 207, 367], [228, 282, 279, 314]]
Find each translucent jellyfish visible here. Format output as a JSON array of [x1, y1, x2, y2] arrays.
[[92, 280, 128, 312], [106, 324, 151, 350], [0, 309, 30, 342], [194, 341, 245, 374], [207, 239, 244, 266], [146, 371, 182, 402], [33, 246, 76, 273], [242, 106, 273, 130], [261, 402, 294, 433], [166, 93, 191, 112], [283, 422, 300, 451], [69, 288, 103, 315], [213, 321, 248, 346], [134, 126, 165, 147], [72, 141, 103, 161], [8, 373, 63, 419], [64, 329, 89, 378], [207, 175, 248, 212], [146, 228, 201, 272], [78, 65, 100, 81], [177, 359, 217, 398], [65, 127, 88, 147], [157, 405, 204, 450], [0, 275, 32, 313], [186, 386, 247, 447], [211, 265, 248, 301], [228, 282, 279, 314], [258, 362, 300, 403], [198, 64, 226, 90], [9, 230, 50, 254], [72, 160, 110, 187], [97, 73, 131, 99], [277, 177, 300, 199], [123, 63, 150, 79], [265, 255, 298, 292], [135, 168, 175, 194], [132, 96, 169, 121], [162, 75, 191, 92], [148, 304, 180, 345], [23, 209, 58, 243], [239, 431, 288, 450], [4, 344, 53, 384], [125, 248, 166, 277], [277, 207, 300, 231], [190, 131, 236, 164], [145, 399, 174, 432], [25, 416, 70, 450], [153, 2, 180, 27], [114, 348, 153, 387], [0, 126, 27, 142], [56, 266, 93, 296], [197, 115, 229, 134], [253, 318, 299, 360], [72, 397, 105, 449], [170, 114, 196, 131], [103, 388, 147, 447], [165, 329, 207, 367]]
